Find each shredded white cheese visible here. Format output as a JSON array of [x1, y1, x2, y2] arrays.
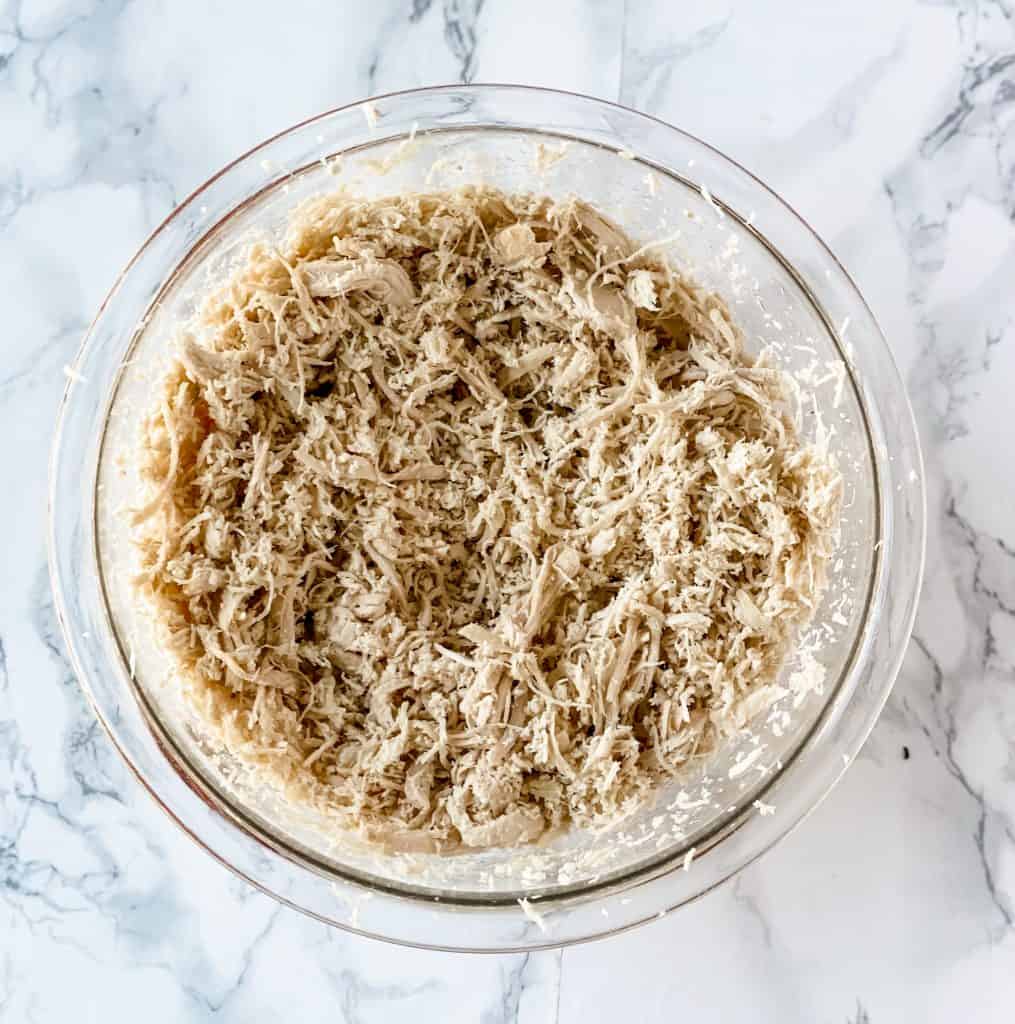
[[729, 746, 767, 779], [533, 142, 570, 173], [361, 101, 380, 128], [699, 184, 724, 217], [518, 897, 548, 933]]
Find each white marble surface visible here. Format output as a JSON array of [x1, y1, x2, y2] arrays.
[[2, 0, 1013, 1019]]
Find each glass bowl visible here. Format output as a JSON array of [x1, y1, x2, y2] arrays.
[[48, 85, 924, 951]]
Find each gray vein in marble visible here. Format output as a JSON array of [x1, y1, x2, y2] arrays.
[[1, 740, 109, 952], [0, 322, 85, 399], [922, 50, 1015, 158], [338, 968, 440, 1024], [904, 319, 1001, 442], [30, 565, 74, 682], [486, 947, 565, 1024], [872, 3, 1015, 946], [847, 1001, 871, 1024], [65, 717, 125, 806], [3, 568, 241, 1001], [1, 0, 180, 233], [945, 495, 1015, 629], [619, 12, 729, 110], [178, 906, 282, 1015], [907, 634, 1012, 933], [731, 874, 773, 949], [0, 951, 13, 1017], [485, 952, 531, 1024], [553, 948, 563, 1024], [410, 0, 485, 83], [441, 0, 485, 84]]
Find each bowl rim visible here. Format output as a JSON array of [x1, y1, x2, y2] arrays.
[[48, 81, 926, 950]]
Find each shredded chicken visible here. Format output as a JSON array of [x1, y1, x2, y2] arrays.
[[133, 186, 842, 852]]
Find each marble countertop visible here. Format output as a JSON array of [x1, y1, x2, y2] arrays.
[[3, 0, 1013, 1020]]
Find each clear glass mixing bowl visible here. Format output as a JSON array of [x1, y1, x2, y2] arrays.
[[48, 85, 924, 951]]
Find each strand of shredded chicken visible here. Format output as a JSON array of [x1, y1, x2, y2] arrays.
[[133, 186, 842, 852]]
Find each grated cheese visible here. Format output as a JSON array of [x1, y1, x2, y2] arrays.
[[361, 101, 380, 128], [518, 897, 548, 932]]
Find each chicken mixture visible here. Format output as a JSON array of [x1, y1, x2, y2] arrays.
[[133, 186, 842, 852]]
